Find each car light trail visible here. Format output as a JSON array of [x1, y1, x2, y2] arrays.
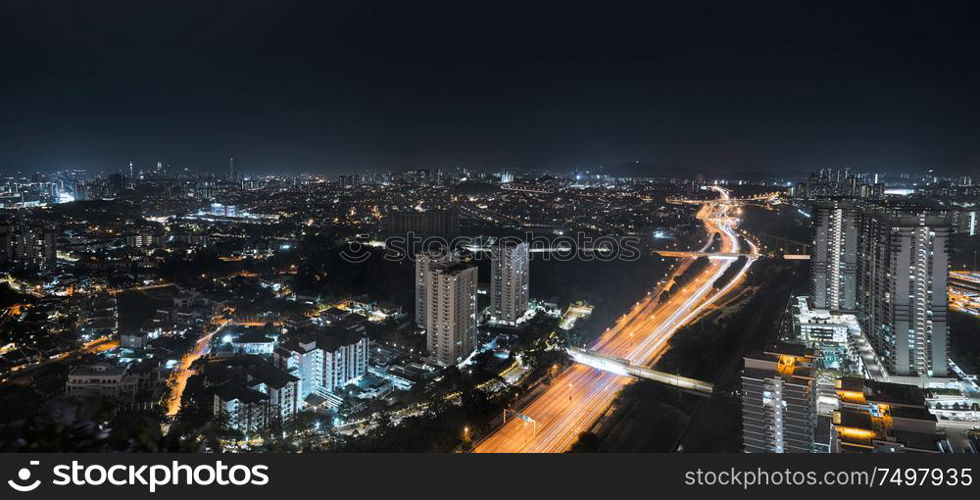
[[165, 318, 228, 417], [474, 186, 757, 453]]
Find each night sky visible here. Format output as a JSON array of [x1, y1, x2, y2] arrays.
[[2, 0, 980, 177]]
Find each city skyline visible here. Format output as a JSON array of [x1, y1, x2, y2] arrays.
[[4, 0, 980, 478], [1, 133, 979, 456]]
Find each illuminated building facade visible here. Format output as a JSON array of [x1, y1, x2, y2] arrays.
[[811, 200, 860, 310], [0, 222, 57, 270], [490, 241, 530, 326], [274, 327, 369, 405], [833, 377, 949, 453], [741, 344, 819, 453], [386, 207, 460, 237], [425, 262, 478, 366], [858, 210, 951, 377], [125, 228, 160, 248], [415, 249, 456, 332]]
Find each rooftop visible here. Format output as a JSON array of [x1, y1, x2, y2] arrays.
[[837, 377, 929, 408], [279, 325, 364, 354], [213, 382, 268, 405]]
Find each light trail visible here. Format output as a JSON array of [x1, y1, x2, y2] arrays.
[[165, 318, 228, 417], [474, 186, 757, 453]]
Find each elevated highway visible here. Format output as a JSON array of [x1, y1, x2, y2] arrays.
[[567, 347, 713, 395], [654, 250, 809, 260]]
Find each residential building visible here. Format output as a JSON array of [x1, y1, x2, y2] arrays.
[[8, 222, 57, 269], [125, 228, 160, 248], [386, 207, 460, 237], [425, 262, 478, 366], [490, 241, 530, 325], [207, 356, 300, 431], [790, 296, 862, 373], [858, 210, 951, 376], [741, 344, 819, 453], [415, 249, 455, 332], [66, 363, 141, 399], [213, 384, 269, 434], [274, 326, 369, 406], [811, 200, 860, 310]]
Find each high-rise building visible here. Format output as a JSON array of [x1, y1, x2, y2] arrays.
[[274, 326, 369, 404], [0, 221, 12, 265], [811, 200, 860, 310], [386, 207, 460, 237], [858, 210, 951, 377], [741, 344, 819, 453], [425, 262, 479, 366], [490, 241, 530, 325], [415, 249, 456, 332], [11, 223, 56, 270]]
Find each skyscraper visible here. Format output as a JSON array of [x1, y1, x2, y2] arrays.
[[858, 210, 951, 377], [415, 249, 455, 332], [741, 344, 819, 453], [811, 200, 860, 310], [425, 262, 479, 366], [490, 241, 530, 325], [385, 207, 460, 237]]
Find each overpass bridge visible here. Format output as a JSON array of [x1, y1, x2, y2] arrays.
[[566, 347, 714, 396], [500, 184, 553, 194], [666, 191, 781, 205], [653, 250, 746, 259], [462, 244, 616, 255], [653, 250, 809, 260]]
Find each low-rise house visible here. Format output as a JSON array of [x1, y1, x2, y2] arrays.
[[66, 363, 141, 399]]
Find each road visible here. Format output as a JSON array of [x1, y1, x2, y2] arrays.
[[474, 186, 757, 452], [3, 334, 119, 384], [165, 317, 228, 417]]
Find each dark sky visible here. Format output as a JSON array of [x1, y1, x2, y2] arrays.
[[2, 0, 980, 177]]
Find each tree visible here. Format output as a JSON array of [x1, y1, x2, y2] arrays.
[[284, 410, 330, 437], [569, 432, 601, 452]]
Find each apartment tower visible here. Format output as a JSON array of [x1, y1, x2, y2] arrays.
[[490, 241, 530, 325], [425, 262, 479, 366], [811, 200, 860, 310], [858, 210, 951, 377]]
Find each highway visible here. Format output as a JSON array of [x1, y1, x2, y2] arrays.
[[473, 186, 757, 453]]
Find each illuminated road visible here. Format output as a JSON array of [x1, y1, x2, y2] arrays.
[[474, 186, 757, 453], [108, 282, 175, 295], [165, 318, 228, 416], [949, 271, 980, 317]]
